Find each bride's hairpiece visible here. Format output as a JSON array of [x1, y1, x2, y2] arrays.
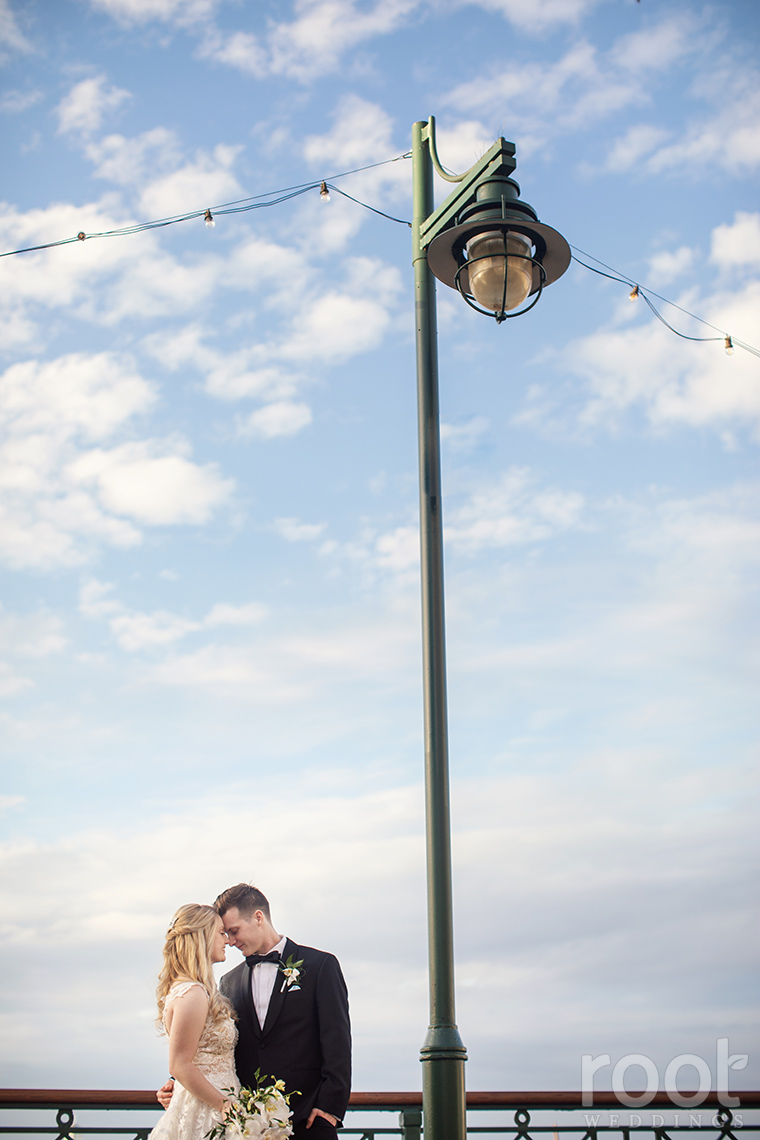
[[167, 916, 178, 935]]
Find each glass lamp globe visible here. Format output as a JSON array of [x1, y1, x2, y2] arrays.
[[465, 231, 533, 313]]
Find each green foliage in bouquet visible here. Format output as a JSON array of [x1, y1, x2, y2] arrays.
[[205, 1071, 297, 1140]]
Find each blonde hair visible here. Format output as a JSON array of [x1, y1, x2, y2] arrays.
[[156, 903, 234, 1031]]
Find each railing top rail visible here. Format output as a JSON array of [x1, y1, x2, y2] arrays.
[[1, 1091, 759, 1110]]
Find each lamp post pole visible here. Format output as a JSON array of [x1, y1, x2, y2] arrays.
[[410, 115, 569, 1140], [412, 118, 468, 1140]]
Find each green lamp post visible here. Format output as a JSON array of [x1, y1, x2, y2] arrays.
[[411, 117, 570, 1140]]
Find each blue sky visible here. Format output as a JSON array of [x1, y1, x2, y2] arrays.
[[1, 0, 758, 1101]]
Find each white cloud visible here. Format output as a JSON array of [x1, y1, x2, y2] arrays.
[[0, 609, 67, 657], [137, 142, 243, 219], [0, 88, 43, 114], [196, 27, 267, 74], [443, 40, 640, 141], [109, 609, 200, 651], [87, 0, 219, 24], [0, 198, 229, 346], [326, 468, 586, 579], [204, 603, 267, 627], [375, 525, 419, 572], [85, 127, 181, 185], [278, 259, 401, 364], [563, 276, 760, 436], [283, 292, 390, 362], [445, 468, 585, 553], [442, 13, 753, 183], [0, 611, 65, 697], [304, 94, 399, 170], [710, 212, 760, 272], [0, 763, 754, 1088], [68, 440, 234, 526], [138, 604, 420, 699], [607, 69, 760, 178], [198, 0, 419, 82], [56, 75, 131, 136], [600, 123, 671, 173], [647, 245, 695, 286], [0, 663, 34, 698], [239, 401, 313, 439], [79, 584, 267, 651], [0, 353, 154, 442], [273, 518, 326, 542], [0, 0, 33, 55], [463, 0, 601, 33], [79, 579, 122, 619], [144, 327, 299, 403], [195, 0, 607, 83], [610, 11, 705, 73], [300, 96, 411, 252], [0, 354, 233, 570], [145, 643, 312, 699], [440, 416, 490, 452], [0, 794, 25, 813], [81, 127, 243, 223]]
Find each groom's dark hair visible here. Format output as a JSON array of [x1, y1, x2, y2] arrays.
[[214, 882, 271, 920]]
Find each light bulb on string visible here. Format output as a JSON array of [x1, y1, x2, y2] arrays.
[[725, 336, 734, 356], [629, 285, 639, 302], [204, 209, 215, 229], [319, 182, 330, 203]]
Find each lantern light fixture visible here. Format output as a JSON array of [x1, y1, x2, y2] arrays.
[[419, 130, 571, 323]]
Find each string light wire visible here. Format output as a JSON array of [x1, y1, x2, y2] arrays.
[[571, 246, 760, 359], [325, 183, 411, 227], [1, 156, 757, 358], [0, 152, 412, 258]]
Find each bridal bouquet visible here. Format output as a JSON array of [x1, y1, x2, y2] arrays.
[[206, 1072, 295, 1140]]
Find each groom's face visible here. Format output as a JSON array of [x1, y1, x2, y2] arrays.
[[221, 906, 268, 955]]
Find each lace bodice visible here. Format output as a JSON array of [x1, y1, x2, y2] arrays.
[[150, 982, 239, 1140], [163, 982, 238, 1085]]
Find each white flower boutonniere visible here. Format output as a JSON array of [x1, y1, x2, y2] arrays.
[[279, 954, 304, 993]]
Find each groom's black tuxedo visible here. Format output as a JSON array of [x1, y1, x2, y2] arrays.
[[219, 939, 351, 1129]]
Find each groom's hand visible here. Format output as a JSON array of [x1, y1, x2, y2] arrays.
[[306, 1109, 337, 1128], [156, 1078, 175, 1109]]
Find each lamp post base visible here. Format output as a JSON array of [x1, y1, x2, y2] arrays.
[[420, 1027, 468, 1140]]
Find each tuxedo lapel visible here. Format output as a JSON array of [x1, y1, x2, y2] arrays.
[[236, 962, 263, 1038], [261, 938, 297, 1036]]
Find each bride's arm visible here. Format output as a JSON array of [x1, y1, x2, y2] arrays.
[[167, 988, 229, 1113]]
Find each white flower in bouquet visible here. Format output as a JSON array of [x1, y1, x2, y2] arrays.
[[205, 1073, 296, 1140]]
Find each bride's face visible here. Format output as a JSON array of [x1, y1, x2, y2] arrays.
[[211, 916, 228, 964]]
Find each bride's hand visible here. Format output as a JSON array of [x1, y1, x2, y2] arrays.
[[156, 1079, 175, 1110]]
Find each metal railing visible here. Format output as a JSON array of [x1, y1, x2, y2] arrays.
[[1, 1091, 757, 1140]]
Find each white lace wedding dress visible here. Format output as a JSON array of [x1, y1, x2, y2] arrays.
[[150, 981, 240, 1140]]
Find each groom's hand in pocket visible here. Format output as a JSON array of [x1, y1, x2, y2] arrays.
[[156, 1078, 175, 1109], [307, 1109, 337, 1128]]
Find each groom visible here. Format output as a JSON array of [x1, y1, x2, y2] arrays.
[[160, 882, 351, 1140], [215, 883, 351, 1138]]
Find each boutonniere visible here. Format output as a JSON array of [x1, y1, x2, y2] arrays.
[[279, 954, 304, 992]]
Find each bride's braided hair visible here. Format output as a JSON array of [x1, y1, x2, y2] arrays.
[[156, 903, 235, 1031]]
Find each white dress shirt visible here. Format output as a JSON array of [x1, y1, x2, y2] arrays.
[[250, 934, 288, 1027]]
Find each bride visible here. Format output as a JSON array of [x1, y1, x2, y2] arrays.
[[150, 904, 239, 1140]]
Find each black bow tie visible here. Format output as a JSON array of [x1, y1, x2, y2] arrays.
[[245, 951, 281, 968]]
